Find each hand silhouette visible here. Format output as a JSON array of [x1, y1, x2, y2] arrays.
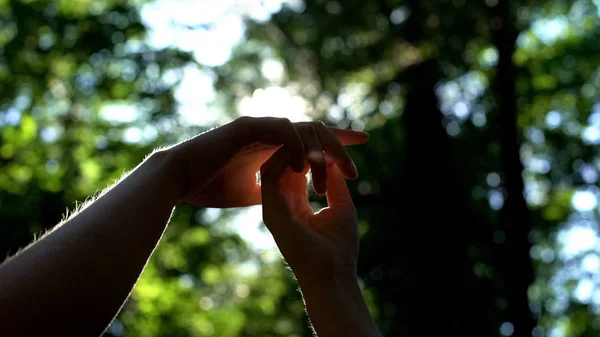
[[260, 146, 360, 282], [169, 116, 368, 208]]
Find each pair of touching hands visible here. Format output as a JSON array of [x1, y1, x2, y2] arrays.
[[0, 115, 376, 337], [166, 116, 368, 282]]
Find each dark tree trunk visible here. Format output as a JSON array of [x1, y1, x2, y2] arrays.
[[398, 58, 493, 336], [490, 1, 537, 336], [354, 58, 497, 336], [351, 0, 500, 335]]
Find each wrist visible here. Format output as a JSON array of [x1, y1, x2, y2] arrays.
[[297, 268, 361, 301], [292, 256, 358, 284], [157, 119, 248, 203], [298, 271, 381, 337], [147, 149, 187, 201]]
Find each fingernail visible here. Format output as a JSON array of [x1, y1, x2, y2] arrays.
[[350, 162, 358, 179], [315, 182, 327, 195]]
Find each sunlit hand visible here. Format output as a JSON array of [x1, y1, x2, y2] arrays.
[[260, 146, 360, 283], [167, 116, 368, 208]]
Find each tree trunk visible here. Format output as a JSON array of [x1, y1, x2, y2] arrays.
[[490, 1, 537, 336]]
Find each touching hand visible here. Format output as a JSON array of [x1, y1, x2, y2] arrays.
[[260, 146, 360, 283], [167, 116, 368, 208]]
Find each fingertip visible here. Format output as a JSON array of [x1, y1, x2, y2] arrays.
[[294, 158, 305, 173], [349, 161, 358, 179], [329, 160, 357, 182], [356, 132, 369, 144], [339, 166, 358, 180], [310, 177, 326, 195], [333, 129, 370, 145], [334, 158, 358, 180], [315, 184, 327, 196], [285, 146, 304, 173]]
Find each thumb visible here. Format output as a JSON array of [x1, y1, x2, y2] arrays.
[[260, 147, 293, 231]]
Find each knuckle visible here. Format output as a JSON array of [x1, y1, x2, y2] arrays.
[[311, 120, 325, 129], [307, 150, 325, 163], [236, 116, 260, 131], [277, 117, 293, 127], [234, 116, 255, 136], [311, 121, 327, 135], [306, 124, 319, 137], [297, 121, 313, 131], [236, 115, 253, 124]]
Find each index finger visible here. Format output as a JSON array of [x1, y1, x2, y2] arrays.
[[327, 127, 369, 145], [245, 116, 305, 172]]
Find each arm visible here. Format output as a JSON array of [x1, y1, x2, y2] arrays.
[[260, 147, 381, 337], [299, 272, 379, 337], [299, 272, 380, 337], [0, 150, 182, 336]]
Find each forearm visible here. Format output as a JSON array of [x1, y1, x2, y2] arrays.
[[0, 150, 182, 336], [298, 273, 381, 337]]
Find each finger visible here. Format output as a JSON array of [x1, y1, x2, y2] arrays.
[[280, 163, 313, 218], [260, 147, 293, 229], [298, 125, 327, 195], [260, 148, 312, 243], [327, 127, 369, 145], [246, 161, 312, 207], [248, 117, 305, 173], [312, 122, 359, 180], [325, 157, 355, 210]]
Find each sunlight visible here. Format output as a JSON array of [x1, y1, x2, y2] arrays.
[[558, 226, 597, 259], [572, 190, 598, 212], [100, 103, 137, 123], [238, 86, 312, 122], [230, 206, 277, 251], [530, 16, 569, 45], [139, 0, 307, 250]]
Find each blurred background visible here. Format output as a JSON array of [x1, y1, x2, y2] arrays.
[[0, 0, 599, 336]]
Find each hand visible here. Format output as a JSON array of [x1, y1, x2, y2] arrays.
[[260, 146, 360, 283], [168, 116, 368, 208]]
